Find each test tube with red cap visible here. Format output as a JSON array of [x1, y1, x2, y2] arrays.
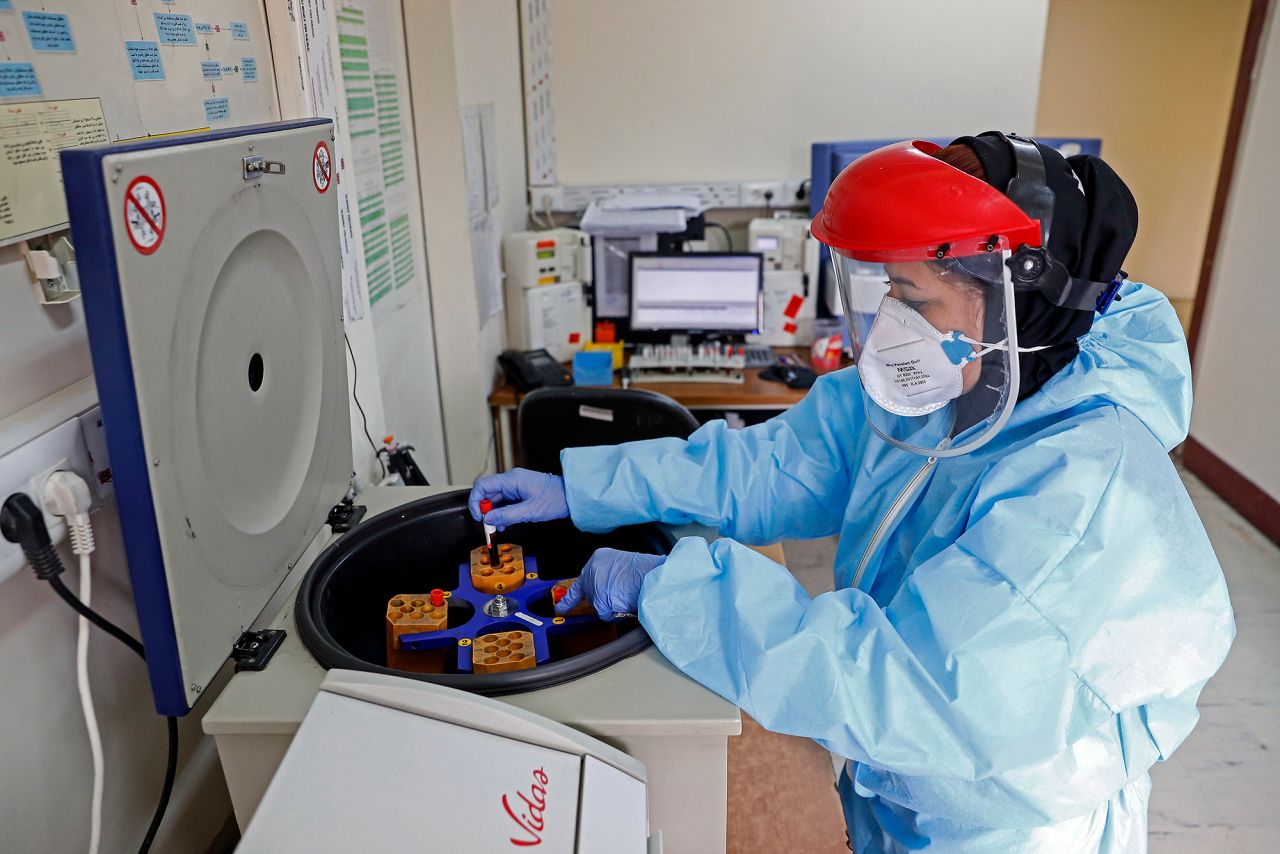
[[479, 499, 499, 563]]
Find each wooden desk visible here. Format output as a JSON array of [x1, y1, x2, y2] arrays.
[[487, 348, 823, 470]]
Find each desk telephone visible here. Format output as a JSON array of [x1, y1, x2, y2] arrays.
[[498, 349, 572, 392]]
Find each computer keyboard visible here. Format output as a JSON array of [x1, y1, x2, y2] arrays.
[[743, 345, 775, 369]]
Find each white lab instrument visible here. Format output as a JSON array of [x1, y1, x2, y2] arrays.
[[503, 228, 592, 361], [628, 343, 746, 384], [237, 670, 651, 853], [65, 122, 739, 854], [580, 197, 696, 319], [746, 217, 820, 347]]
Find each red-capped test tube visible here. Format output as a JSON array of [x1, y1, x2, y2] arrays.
[[479, 499, 499, 563]]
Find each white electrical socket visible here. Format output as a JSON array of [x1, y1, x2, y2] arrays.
[[0, 416, 99, 585], [740, 181, 806, 209]]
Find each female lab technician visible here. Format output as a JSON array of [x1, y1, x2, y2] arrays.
[[469, 133, 1235, 852]]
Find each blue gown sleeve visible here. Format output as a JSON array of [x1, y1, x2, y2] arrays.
[[639, 536, 1087, 780], [637, 411, 1228, 783], [560, 372, 862, 544]]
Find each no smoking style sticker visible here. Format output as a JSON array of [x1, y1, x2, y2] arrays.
[[313, 141, 332, 193], [124, 176, 166, 255]]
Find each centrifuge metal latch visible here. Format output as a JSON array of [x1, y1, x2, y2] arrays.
[[243, 155, 287, 180]]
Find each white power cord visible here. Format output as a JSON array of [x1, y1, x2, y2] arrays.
[[44, 472, 101, 854]]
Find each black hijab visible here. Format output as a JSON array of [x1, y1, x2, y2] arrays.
[[952, 132, 1139, 400]]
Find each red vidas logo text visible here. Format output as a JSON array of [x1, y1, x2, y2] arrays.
[[503, 767, 550, 847]]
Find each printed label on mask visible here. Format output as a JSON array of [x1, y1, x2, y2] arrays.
[[886, 357, 936, 392]]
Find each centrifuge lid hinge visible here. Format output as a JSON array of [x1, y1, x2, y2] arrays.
[[232, 629, 288, 673], [326, 497, 367, 533]]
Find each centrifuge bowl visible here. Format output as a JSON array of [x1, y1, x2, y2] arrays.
[[296, 489, 672, 695]]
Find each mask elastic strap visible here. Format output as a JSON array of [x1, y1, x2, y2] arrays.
[[952, 333, 1051, 363]]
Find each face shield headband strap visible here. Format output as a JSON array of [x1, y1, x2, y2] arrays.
[[863, 250, 1024, 459], [1002, 134, 1126, 315]]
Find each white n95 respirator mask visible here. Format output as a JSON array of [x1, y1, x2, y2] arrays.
[[857, 296, 1045, 417]]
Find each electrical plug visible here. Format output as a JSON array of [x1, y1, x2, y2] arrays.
[[43, 471, 95, 556], [1, 493, 65, 580]]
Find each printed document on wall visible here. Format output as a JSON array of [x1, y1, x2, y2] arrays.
[[471, 213, 503, 321], [0, 98, 107, 244], [460, 102, 500, 221], [334, 0, 424, 315], [265, 0, 368, 322]]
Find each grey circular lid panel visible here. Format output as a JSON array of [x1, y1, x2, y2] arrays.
[[103, 123, 352, 706]]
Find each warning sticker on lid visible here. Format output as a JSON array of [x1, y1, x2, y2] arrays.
[[312, 140, 332, 193], [123, 176, 166, 255]]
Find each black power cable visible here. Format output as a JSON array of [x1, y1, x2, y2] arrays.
[[47, 575, 145, 658], [141, 717, 179, 854], [344, 331, 387, 481], [705, 222, 734, 252], [1, 493, 177, 854]]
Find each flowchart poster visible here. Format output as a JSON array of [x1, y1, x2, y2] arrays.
[[115, 0, 277, 134], [0, 1, 279, 243]]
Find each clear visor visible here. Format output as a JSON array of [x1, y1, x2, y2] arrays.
[[831, 248, 1022, 457]]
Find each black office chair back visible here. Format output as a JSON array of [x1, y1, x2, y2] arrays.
[[517, 387, 702, 474]]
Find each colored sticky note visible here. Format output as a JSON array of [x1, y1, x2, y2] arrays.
[[126, 41, 164, 81], [195, 23, 213, 34], [23, 11, 74, 52], [230, 21, 249, 40], [203, 97, 229, 123], [0, 62, 40, 97], [242, 56, 257, 82], [0, 1, 14, 11], [201, 61, 222, 80], [153, 12, 196, 45]]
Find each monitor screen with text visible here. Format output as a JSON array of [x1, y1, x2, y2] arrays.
[[629, 253, 762, 333]]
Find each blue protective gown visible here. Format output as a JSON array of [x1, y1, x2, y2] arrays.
[[560, 282, 1235, 852]]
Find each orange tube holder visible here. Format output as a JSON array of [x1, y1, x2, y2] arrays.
[[470, 543, 526, 594], [385, 591, 449, 673]]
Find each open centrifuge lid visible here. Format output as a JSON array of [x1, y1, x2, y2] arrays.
[[64, 120, 352, 715]]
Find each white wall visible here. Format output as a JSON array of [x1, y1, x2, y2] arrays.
[[452, 0, 529, 404], [403, 0, 527, 483], [0, 251, 95, 420], [547, 0, 1050, 185], [1190, 4, 1280, 499]]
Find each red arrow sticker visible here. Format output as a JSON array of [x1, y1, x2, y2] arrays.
[[123, 176, 166, 255], [312, 140, 332, 193]]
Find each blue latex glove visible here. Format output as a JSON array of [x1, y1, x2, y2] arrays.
[[468, 468, 569, 531], [555, 548, 665, 621]]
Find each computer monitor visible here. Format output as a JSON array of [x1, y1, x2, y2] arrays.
[[629, 252, 763, 337]]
